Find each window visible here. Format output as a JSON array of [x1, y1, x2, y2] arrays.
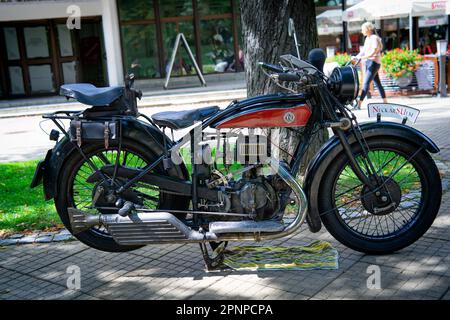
[[57, 24, 74, 57], [24, 26, 50, 59], [197, 0, 234, 74], [121, 24, 160, 78], [4, 27, 20, 60], [200, 19, 234, 73], [198, 0, 232, 15], [62, 61, 77, 84], [117, 0, 240, 78], [8, 66, 25, 95], [117, 0, 154, 21], [160, 0, 193, 17], [118, 0, 159, 78], [28, 65, 55, 93]]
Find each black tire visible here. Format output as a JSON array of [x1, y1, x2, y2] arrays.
[[319, 137, 442, 254], [55, 138, 190, 252]]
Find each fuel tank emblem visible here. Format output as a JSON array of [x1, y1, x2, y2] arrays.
[[283, 111, 295, 124]]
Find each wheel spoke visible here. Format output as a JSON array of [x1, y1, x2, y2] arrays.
[[332, 149, 423, 239], [70, 146, 159, 236]]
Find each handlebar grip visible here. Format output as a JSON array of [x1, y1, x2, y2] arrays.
[[276, 73, 300, 82], [258, 62, 285, 73]]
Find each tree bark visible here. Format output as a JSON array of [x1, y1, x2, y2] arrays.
[[240, 0, 328, 174]]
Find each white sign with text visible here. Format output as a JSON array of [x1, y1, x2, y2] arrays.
[[368, 103, 420, 123]]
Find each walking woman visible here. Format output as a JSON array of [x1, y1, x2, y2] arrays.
[[352, 22, 387, 110]]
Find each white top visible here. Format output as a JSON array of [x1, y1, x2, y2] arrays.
[[357, 34, 382, 64]]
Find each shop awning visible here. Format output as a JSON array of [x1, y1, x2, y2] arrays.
[[343, 0, 448, 22], [317, 9, 342, 25], [317, 9, 364, 35]]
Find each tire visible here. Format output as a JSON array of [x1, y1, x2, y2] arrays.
[[55, 138, 190, 252], [318, 137, 442, 254]]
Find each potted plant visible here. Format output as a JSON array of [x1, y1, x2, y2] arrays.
[[325, 52, 352, 67], [381, 49, 423, 88]]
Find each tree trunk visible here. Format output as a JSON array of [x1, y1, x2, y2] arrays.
[[240, 0, 328, 174]]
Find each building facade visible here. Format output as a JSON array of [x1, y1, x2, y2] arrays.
[[0, 0, 448, 99], [0, 0, 241, 99]]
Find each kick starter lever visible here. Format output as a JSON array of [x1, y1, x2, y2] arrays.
[[118, 201, 134, 217]]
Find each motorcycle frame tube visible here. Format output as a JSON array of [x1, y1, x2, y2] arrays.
[[103, 89, 366, 222], [88, 157, 308, 243]]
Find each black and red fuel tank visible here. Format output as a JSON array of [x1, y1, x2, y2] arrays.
[[207, 93, 311, 129]]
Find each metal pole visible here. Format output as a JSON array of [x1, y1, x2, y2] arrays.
[[342, 0, 348, 52], [438, 39, 448, 97], [439, 54, 447, 97], [409, 11, 413, 50]]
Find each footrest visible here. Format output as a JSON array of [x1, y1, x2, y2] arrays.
[[209, 220, 284, 234]]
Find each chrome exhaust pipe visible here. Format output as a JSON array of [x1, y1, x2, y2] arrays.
[[67, 160, 308, 245], [68, 208, 101, 234], [68, 208, 218, 245]]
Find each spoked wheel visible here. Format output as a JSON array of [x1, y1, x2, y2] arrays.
[[319, 138, 441, 254], [55, 139, 189, 252]]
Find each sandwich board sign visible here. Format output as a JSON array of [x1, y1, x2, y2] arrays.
[[164, 33, 206, 89]]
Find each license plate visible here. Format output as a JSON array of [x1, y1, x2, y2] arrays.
[[367, 103, 420, 123]]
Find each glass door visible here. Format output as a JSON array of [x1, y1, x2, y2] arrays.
[[0, 18, 105, 98], [1, 22, 57, 96], [3, 26, 25, 95]]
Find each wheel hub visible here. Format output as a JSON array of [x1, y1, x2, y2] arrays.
[[92, 179, 141, 214], [361, 176, 402, 215]]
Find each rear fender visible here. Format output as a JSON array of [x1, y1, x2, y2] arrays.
[[39, 118, 187, 200], [303, 121, 439, 233]]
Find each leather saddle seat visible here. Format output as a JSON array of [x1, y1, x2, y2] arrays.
[[60, 83, 124, 106], [152, 106, 220, 130]]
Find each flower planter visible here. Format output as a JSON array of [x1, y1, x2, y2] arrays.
[[366, 56, 438, 97], [394, 73, 413, 88]]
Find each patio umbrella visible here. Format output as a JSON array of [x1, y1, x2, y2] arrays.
[[343, 0, 412, 22], [317, 9, 342, 25], [344, 0, 448, 48], [411, 0, 447, 15], [317, 9, 364, 35], [317, 9, 343, 35]]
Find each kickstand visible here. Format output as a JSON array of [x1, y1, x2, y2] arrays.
[[199, 242, 227, 271]]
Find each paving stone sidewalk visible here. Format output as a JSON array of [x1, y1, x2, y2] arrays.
[[1, 96, 450, 299], [0, 188, 449, 300]]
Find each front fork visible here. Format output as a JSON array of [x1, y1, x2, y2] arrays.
[[332, 127, 379, 191]]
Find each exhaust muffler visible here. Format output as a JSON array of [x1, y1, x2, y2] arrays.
[[68, 208, 217, 245]]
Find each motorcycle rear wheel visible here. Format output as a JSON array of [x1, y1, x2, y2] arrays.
[[318, 137, 441, 254], [55, 138, 190, 252]]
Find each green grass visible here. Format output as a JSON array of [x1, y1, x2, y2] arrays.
[[0, 160, 61, 235], [0, 150, 417, 235]]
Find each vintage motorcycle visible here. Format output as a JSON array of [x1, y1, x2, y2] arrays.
[[31, 26, 442, 270]]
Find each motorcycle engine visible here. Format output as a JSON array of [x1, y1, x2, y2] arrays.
[[229, 170, 279, 220], [197, 131, 288, 221]]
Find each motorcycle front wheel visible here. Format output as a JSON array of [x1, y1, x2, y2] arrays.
[[318, 137, 442, 254]]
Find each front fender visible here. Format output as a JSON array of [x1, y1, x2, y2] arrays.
[[303, 121, 439, 233], [39, 118, 188, 201]]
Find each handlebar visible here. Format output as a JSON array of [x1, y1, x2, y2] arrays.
[[275, 73, 301, 82], [258, 62, 285, 73], [345, 57, 361, 67]]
